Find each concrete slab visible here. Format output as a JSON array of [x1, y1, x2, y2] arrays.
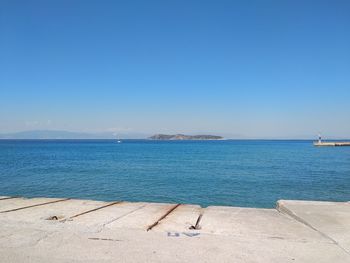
[[106, 202, 178, 230], [0, 199, 109, 222], [1, 197, 350, 262], [0, 197, 67, 213], [0, 219, 349, 263], [152, 204, 201, 232], [199, 206, 328, 242], [277, 200, 350, 253]]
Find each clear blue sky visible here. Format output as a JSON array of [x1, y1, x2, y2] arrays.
[[1, 0, 349, 138]]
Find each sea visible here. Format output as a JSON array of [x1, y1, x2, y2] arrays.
[[0, 139, 349, 208]]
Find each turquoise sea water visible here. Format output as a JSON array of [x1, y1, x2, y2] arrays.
[[0, 140, 349, 208]]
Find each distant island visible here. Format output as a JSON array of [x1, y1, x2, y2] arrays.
[[149, 134, 224, 140]]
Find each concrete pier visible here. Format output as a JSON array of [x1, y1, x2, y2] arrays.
[[314, 141, 350, 146], [0, 196, 349, 262]]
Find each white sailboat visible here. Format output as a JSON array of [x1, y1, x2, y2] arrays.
[[116, 134, 122, 143]]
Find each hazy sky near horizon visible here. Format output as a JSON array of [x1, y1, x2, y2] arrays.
[[1, 0, 350, 138]]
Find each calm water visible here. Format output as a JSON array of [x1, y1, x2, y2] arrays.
[[0, 140, 349, 208]]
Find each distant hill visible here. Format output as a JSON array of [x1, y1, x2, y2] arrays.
[[149, 134, 223, 140], [0, 130, 148, 139]]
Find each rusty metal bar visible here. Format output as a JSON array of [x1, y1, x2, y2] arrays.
[[0, 198, 70, 213], [0, 196, 20, 201], [147, 204, 181, 231], [68, 201, 122, 219], [190, 213, 203, 230]]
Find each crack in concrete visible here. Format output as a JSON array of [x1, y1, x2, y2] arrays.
[[88, 237, 122, 242], [33, 231, 57, 246], [277, 204, 350, 257], [95, 204, 148, 233]]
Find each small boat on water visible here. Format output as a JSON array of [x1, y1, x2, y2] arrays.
[[115, 134, 122, 143]]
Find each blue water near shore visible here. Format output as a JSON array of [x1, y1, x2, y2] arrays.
[[0, 140, 349, 208]]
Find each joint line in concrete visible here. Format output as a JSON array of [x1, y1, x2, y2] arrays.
[[95, 204, 148, 233]]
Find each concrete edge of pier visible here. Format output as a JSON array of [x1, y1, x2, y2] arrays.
[[0, 196, 349, 262], [313, 141, 350, 146]]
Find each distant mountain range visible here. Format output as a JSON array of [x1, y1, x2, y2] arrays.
[[0, 130, 148, 139], [149, 134, 224, 140]]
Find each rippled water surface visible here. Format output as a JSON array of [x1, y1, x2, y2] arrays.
[[0, 140, 349, 208]]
